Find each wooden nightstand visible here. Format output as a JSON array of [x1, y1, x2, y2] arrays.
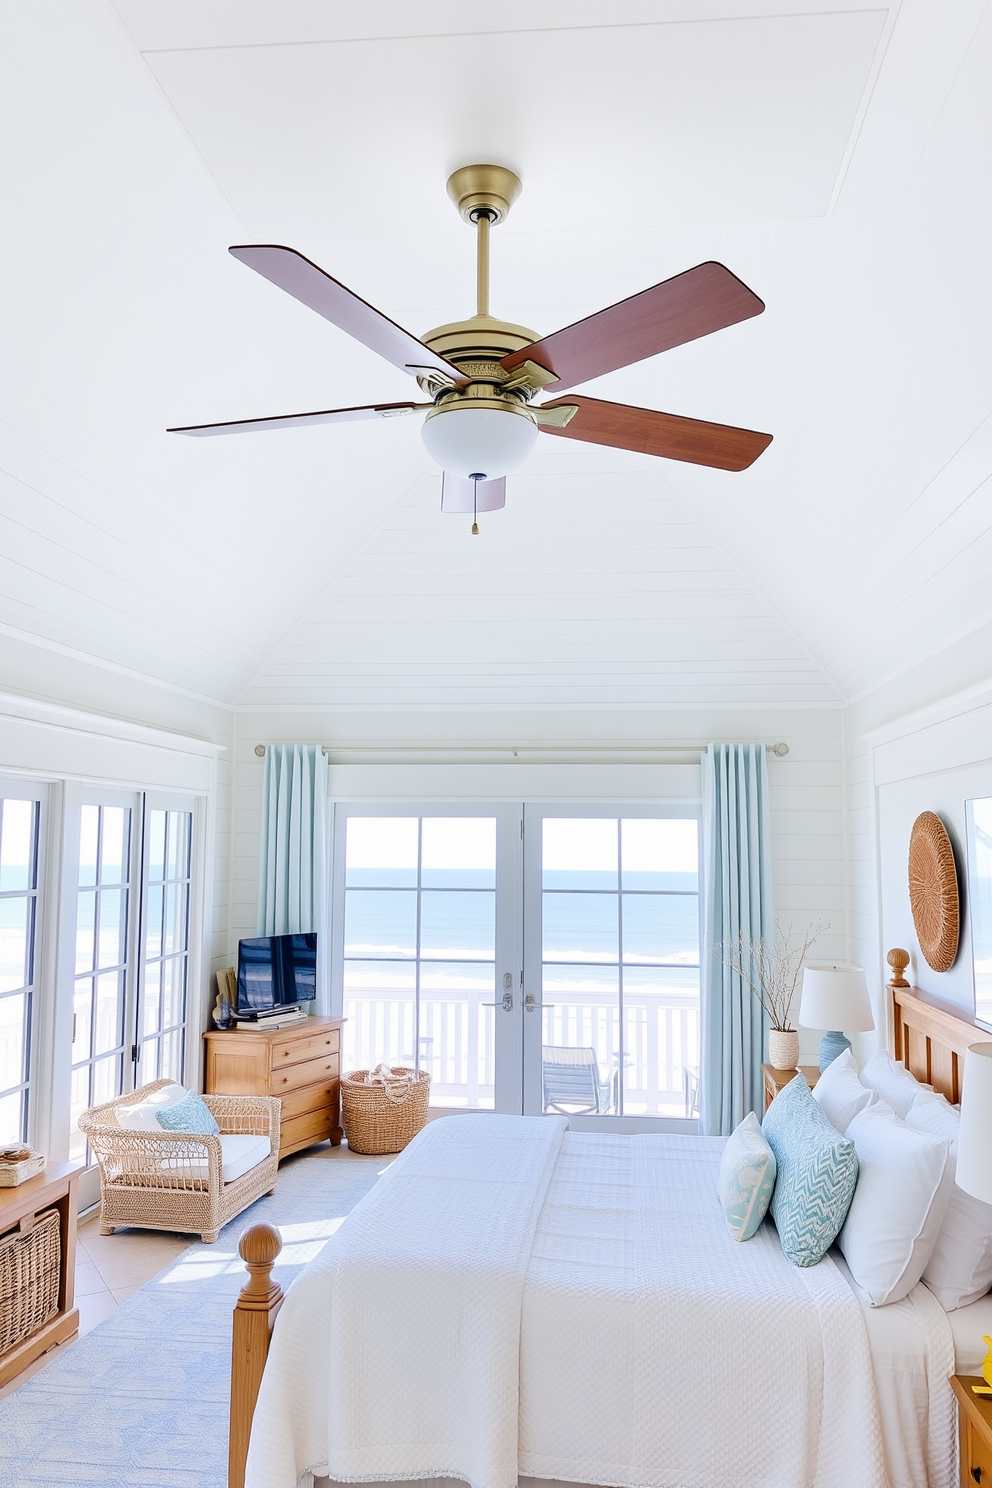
[[761, 1063, 819, 1112], [951, 1376, 992, 1487]]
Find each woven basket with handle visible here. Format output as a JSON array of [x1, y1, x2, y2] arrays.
[[341, 1067, 430, 1154]]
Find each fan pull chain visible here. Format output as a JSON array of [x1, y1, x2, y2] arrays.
[[470, 472, 482, 535]]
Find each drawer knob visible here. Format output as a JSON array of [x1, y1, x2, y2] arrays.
[[973, 1468, 983, 1484]]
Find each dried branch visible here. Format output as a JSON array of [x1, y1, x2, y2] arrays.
[[716, 920, 828, 1030]]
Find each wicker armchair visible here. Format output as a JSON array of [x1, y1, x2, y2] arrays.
[[77, 1079, 281, 1244]]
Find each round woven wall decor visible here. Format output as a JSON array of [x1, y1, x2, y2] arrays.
[[908, 811, 960, 972]]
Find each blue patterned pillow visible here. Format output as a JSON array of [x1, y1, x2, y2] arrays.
[[762, 1074, 858, 1267], [718, 1112, 777, 1241], [154, 1090, 219, 1135]]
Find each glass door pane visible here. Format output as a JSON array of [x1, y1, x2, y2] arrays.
[[137, 806, 192, 1083], [0, 796, 41, 1145], [336, 810, 516, 1111], [525, 808, 701, 1124], [69, 803, 133, 1162]]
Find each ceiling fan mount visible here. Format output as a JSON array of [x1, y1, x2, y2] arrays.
[[445, 162, 522, 225], [168, 161, 773, 522]]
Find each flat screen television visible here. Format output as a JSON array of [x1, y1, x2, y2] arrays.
[[236, 933, 317, 1017]]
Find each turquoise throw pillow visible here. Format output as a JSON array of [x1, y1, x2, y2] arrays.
[[718, 1112, 777, 1241], [154, 1089, 220, 1135], [762, 1074, 858, 1267]]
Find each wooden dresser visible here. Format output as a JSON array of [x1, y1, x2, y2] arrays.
[[203, 1016, 344, 1160]]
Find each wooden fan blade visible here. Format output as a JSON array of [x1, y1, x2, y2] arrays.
[[229, 245, 467, 385], [501, 262, 764, 391], [440, 474, 506, 513], [537, 395, 772, 471], [168, 402, 422, 437]]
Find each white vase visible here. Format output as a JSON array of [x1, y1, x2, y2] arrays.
[[768, 1029, 800, 1071]]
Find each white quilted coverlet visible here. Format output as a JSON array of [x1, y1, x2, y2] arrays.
[[248, 1122, 888, 1488], [519, 1132, 886, 1488], [245, 1114, 568, 1488]]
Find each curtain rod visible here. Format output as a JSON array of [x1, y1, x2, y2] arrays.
[[254, 742, 790, 759]]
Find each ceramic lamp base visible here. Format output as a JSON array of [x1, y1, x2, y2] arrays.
[[818, 1030, 851, 1072]]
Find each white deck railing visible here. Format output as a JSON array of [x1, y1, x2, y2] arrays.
[[342, 984, 700, 1117]]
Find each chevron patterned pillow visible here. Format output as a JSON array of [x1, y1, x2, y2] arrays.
[[762, 1073, 859, 1267]]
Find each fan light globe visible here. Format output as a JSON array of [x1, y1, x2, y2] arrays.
[[421, 404, 539, 480]]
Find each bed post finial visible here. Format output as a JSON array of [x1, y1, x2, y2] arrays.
[[229, 1224, 283, 1488], [887, 948, 911, 988]]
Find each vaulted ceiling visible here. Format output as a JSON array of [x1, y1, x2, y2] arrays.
[[1, 1, 988, 710]]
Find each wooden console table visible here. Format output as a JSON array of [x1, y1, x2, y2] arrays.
[[0, 1160, 83, 1389], [204, 1016, 344, 1160]]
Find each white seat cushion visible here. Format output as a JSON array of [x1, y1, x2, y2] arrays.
[[219, 1133, 271, 1183], [151, 1133, 271, 1183]]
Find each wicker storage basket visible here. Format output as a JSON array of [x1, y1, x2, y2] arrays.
[[341, 1067, 430, 1154], [0, 1207, 61, 1357]]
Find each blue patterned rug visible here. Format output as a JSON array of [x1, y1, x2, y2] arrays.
[[0, 1148, 384, 1488]]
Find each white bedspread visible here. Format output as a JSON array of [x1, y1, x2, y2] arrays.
[[246, 1114, 568, 1488], [248, 1120, 888, 1488], [519, 1132, 886, 1488]]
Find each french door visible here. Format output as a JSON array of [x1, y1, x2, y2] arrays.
[[59, 788, 196, 1169], [331, 806, 522, 1113], [331, 802, 700, 1129]]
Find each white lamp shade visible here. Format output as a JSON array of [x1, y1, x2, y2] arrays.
[[421, 404, 539, 480], [798, 964, 874, 1031], [957, 1044, 992, 1204]]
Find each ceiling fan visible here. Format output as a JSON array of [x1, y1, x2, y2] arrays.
[[169, 165, 772, 530]]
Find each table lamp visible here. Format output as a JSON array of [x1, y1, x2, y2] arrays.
[[799, 963, 875, 1072], [957, 1044, 992, 1204]]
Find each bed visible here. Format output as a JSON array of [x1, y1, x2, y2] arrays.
[[227, 965, 985, 1488]]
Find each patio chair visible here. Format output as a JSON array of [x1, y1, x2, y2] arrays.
[[77, 1079, 281, 1244], [542, 1045, 619, 1115]]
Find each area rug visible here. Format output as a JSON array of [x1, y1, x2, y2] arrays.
[[0, 1148, 385, 1488]]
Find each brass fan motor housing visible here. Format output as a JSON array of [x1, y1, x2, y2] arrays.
[[417, 315, 543, 403]]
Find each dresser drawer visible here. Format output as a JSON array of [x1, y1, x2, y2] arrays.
[[967, 1418, 992, 1488], [278, 1081, 338, 1121], [271, 1029, 340, 1069], [281, 1107, 334, 1151], [269, 1054, 338, 1096]]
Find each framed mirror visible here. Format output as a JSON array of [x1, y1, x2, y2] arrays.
[[965, 796, 992, 1027]]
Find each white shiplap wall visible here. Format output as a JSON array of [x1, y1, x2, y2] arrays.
[[844, 623, 992, 1045]]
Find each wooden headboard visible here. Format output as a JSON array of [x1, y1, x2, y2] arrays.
[[887, 948, 984, 1103]]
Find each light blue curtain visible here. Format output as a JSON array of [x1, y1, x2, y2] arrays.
[[700, 743, 774, 1136], [257, 744, 329, 1011]]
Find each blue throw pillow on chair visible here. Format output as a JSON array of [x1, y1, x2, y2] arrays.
[[154, 1089, 220, 1135], [762, 1073, 858, 1267]]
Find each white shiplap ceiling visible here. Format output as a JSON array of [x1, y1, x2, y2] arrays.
[[0, 0, 988, 711]]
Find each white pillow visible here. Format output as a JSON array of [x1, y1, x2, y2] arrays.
[[860, 1051, 932, 1119], [905, 1091, 992, 1310], [813, 1049, 875, 1133], [115, 1083, 187, 1132], [838, 1100, 953, 1306]]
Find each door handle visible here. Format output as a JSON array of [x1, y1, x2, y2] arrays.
[[525, 995, 556, 1012], [482, 993, 513, 1012]]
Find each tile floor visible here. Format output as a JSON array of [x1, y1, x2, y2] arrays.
[[0, 1208, 191, 1401]]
